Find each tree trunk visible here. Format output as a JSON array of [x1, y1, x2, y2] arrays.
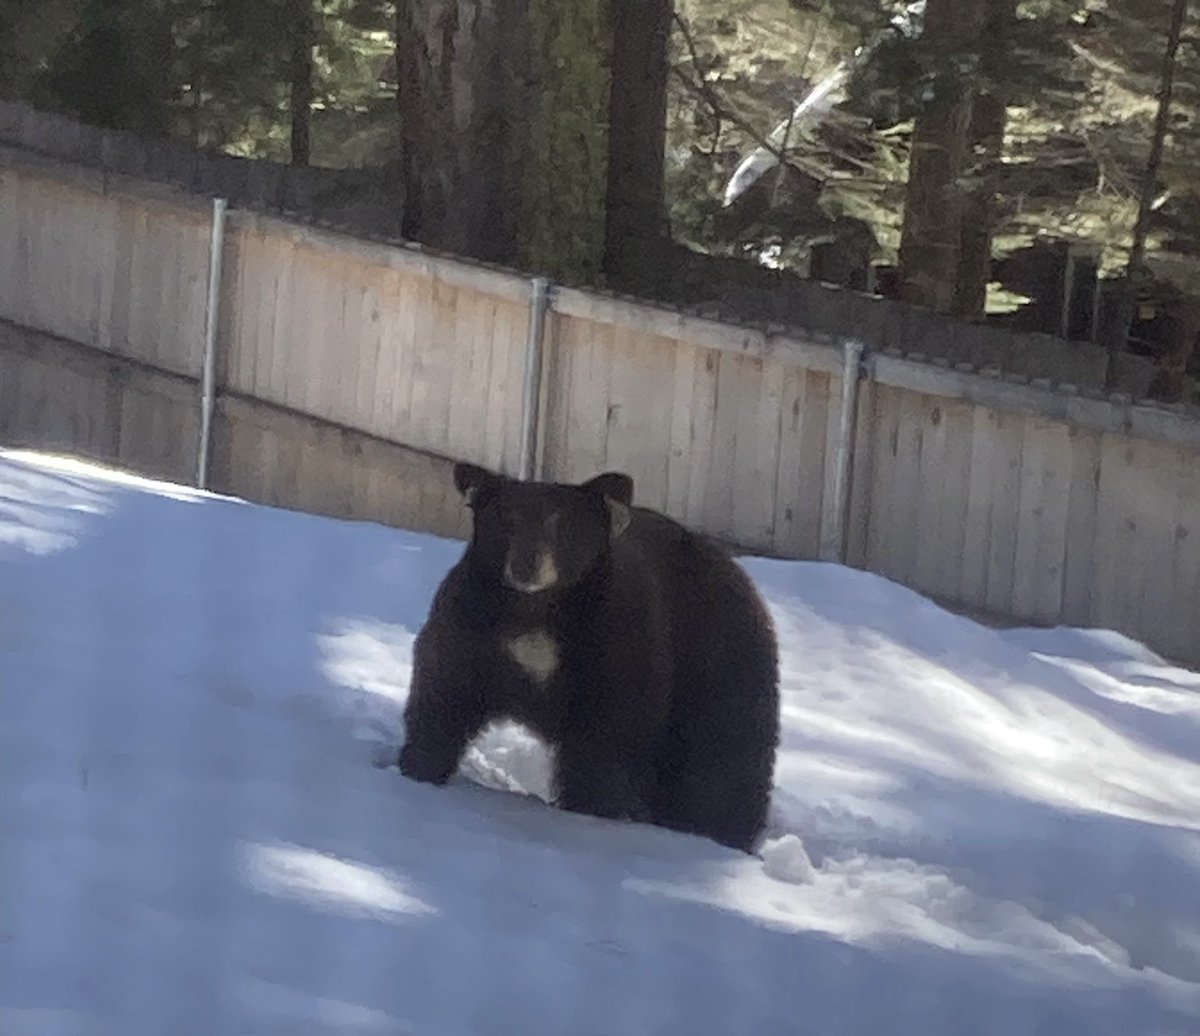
[[898, 0, 987, 314], [395, 0, 617, 282], [289, 0, 316, 166], [516, 0, 612, 283], [393, 0, 671, 285], [395, 0, 526, 261], [1105, 0, 1189, 391], [954, 0, 1017, 319], [602, 0, 674, 289]]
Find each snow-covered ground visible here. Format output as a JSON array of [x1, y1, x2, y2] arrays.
[[2, 448, 1199, 1036]]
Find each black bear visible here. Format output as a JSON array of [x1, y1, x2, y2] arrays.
[[396, 463, 780, 853]]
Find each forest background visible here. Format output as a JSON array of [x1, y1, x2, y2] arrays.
[[2, 0, 1197, 399]]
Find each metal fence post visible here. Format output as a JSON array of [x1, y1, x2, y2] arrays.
[[196, 197, 228, 490], [518, 276, 551, 482]]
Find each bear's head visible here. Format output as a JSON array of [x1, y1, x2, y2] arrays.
[[453, 463, 634, 594]]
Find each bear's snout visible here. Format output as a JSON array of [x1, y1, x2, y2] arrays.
[[503, 543, 559, 593]]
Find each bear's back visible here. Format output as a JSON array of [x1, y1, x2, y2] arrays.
[[611, 506, 777, 696]]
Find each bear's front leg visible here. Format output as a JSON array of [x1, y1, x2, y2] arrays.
[[397, 635, 487, 786], [555, 740, 652, 824]]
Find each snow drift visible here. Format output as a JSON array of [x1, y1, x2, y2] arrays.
[[2, 448, 1199, 1035]]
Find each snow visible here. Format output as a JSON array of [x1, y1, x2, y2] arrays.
[[2, 447, 1199, 1036]]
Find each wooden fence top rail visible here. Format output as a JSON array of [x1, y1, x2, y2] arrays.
[[873, 352, 1200, 449]]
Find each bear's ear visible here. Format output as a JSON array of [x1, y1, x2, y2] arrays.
[[582, 471, 634, 505], [607, 499, 632, 540], [453, 462, 501, 506]]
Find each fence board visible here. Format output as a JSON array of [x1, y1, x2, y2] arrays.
[[1165, 451, 1200, 662], [1091, 436, 1140, 634], [682, 349, 719, 531], [843, 379, 875, 569], [926, 399, 974, 602], [1113, 437, 1193, 649], [703, 352, 744, 539], [863, 384, 901, 577], [817, 370, 849, 562], [960, 405, 997, 608], [885, 388, 928, 587], [603, 326, 675, 511], [1061, 427, 1104, 627], [772, 367, 829, 559], [981, 412, 1025, 618], [1011, 418, 1072, 624], [732, 356, 784, 551]]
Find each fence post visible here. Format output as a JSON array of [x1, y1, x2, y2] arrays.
[[518, 276, 551, 481], [196, 197, 228, 490], [822, 338, 867, 564]]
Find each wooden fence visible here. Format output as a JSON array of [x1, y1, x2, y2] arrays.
[[2, 147, 1198, 667]]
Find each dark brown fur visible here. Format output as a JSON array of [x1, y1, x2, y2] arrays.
[[397, 465, 780, 853]]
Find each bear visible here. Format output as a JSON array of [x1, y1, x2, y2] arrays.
[[396, 462, 780, 853]]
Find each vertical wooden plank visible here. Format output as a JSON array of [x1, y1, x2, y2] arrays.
[[924, 400, 974, 602], [1060, 426, 1103, 627], [960, 405, 998, 609], [446, 289, 496, 467], [729, 355, 783, 551], [220, 220, 245, 395], [425, 277, 460, 457], [602, 327, 672, 508], [480, 297, 517, 474], [909, 393, 951, 594], [369, 267, 403, 440], [728, 354, 766, 545], [325, 258, 355, 424], [538, 308, 571, 482], [93, 193, 118, 352], [843, 377, 875, 569], [1091, 434, 1145, 634], [1010, 417, 1072, 624], [349, 268, 383, 431], [881, 388, 927, 586], [276, 243, 309, 414], [700, 351, 743, 539], [982, 411, 1025, 617], [499, 299, 532, 477], [385, 269, 421, 445], [1126, 437, 1186, 647], [664, 340, 700, 521], [0, 174, 18, 318], [307, 256, 346, 421], [817, 368, 849, 562], [184, 215, 211, 377], [249, 229, 279, 402], [683, 348, 719, 531], [556, 316, 611, 483], [1163, 450, 1200, 663], [864, 384, 899, 574], [770, 364, 809, 556], [266, 235, 296, 410], [403, 272, 437, 451]]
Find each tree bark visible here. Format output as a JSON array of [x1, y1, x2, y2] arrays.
[[395, 0, 526, 261], [289, 0, 316, 166], [1106, 0, 1189, 391], [602, 0, 674, 289], [394, 0, 671, 285], [516, 0, 612, 283], [898, 0, 987, 314], [954, 0, 1017, 319]]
